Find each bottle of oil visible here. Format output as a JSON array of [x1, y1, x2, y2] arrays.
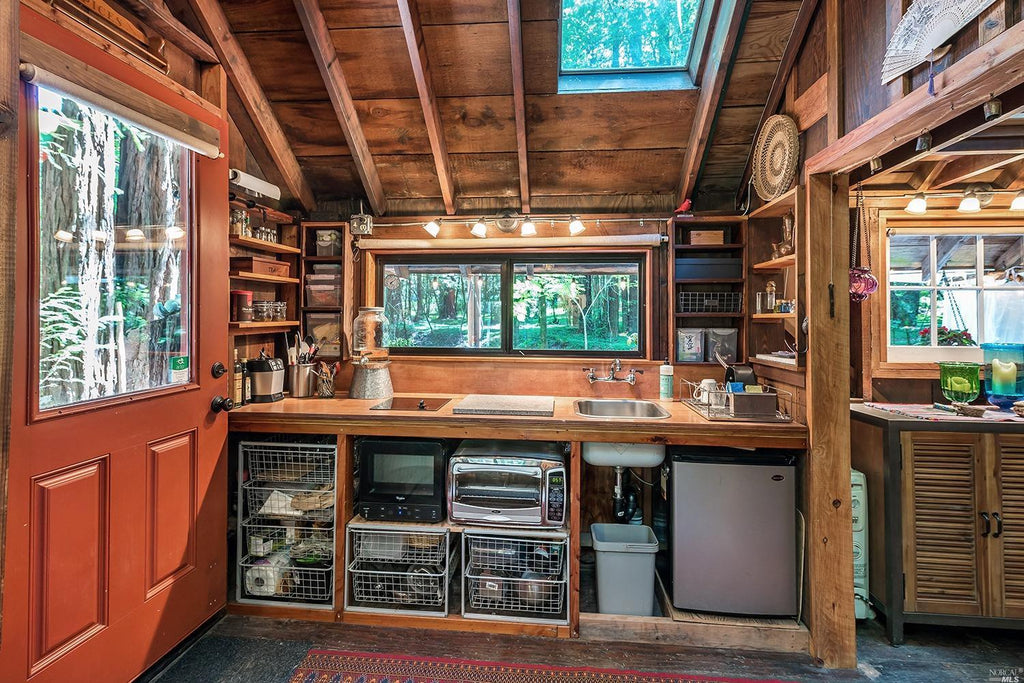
[[232, 349, 244, 406], [240, 355, 251, 405]]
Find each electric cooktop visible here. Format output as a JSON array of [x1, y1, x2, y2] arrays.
[[370, 397, 452, 411]]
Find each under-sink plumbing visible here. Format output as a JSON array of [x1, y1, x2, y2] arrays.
[[612, 465, 639, 523]]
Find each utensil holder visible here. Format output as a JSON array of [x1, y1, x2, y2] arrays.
[[317, 370, 336, 398], [288, 364, 317, 398]]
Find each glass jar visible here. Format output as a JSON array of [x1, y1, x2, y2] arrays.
[[272, 301, 287, 322], [937, 362, 981, 404], [352, 307, 389, 362], [982, 343, 1024, 409], [252, 300, 272, 322], [229, 209, 247, 236]]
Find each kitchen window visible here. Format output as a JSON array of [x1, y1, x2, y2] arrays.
[[886, 231, 1023, 363], [378, 255, 644, 356]]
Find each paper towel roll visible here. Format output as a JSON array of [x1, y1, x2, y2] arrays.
[[245, 551, 291, 597]]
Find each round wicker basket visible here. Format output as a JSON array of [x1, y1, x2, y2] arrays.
[[752, 115, 800, 202]]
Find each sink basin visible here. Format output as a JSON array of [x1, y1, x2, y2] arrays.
[[574, 399, 671, 420], [582, 442, 666, 467]]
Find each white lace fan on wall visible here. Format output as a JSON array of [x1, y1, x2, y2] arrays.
[[882, 0, 998, 85]]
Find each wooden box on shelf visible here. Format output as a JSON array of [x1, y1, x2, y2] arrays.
[[230, 255, 291, 279], [688, 230, 725, 245]]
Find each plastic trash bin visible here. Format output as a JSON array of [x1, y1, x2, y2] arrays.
[[591, 523, 659, 616]]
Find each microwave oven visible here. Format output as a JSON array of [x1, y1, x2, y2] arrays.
[[355, 437, 451, 522], [447, 440, 567, 528]]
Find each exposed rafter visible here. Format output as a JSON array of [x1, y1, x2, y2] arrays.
[[930, 153, 1024, 189], [187, 0, 316, 210], [507, 0, 530, 214], [292, 0, 385, 216], [117, 0, 218, 63], [396, 0, 455, 215], [677, 0, 748, 207], [916, 160, 951, 191]]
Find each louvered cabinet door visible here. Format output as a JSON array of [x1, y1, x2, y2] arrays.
[[997, 435, 1024, 618], [902, 433, 987, 616]]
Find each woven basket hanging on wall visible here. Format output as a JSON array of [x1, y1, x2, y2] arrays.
[[752, 115, 800, 202]]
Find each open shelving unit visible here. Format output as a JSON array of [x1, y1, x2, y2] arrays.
[[299, 221, 352, 360]]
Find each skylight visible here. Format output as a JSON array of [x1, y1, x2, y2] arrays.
[[560, 0, 701, 74]]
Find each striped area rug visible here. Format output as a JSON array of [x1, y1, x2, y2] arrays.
[[288, 650, 796, 683]]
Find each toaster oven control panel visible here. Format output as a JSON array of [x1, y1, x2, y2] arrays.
[[546, 469, 566, 524]]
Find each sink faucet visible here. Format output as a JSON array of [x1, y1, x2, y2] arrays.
[[584, 359, 644, 386]]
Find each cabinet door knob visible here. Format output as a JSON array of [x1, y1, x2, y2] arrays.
[[979, 511, 991, 538], [992, 511, 1003, 539]]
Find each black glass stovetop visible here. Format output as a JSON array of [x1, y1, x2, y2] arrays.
[[370, 397, 452, 411]]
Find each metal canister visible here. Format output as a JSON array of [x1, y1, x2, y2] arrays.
[[231, 290, 253, 322]]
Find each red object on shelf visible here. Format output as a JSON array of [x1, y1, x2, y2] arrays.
[[675, 198, 692, 214]]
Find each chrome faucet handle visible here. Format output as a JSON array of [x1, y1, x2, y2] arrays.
[[630, 369, 644, 375], [610, 358, 622, 372]]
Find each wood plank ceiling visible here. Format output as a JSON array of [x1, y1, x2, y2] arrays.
[[176, 0, 797, 216]]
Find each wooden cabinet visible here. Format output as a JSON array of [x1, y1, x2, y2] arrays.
[[851, 405, 1024, 643]]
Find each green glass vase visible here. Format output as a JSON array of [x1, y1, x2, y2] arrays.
[[938, 362, 981, 404]]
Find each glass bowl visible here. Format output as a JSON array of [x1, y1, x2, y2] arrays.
[[938, 361, 981, 404]]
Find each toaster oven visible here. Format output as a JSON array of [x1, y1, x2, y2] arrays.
[[448, 440, 567, 528]]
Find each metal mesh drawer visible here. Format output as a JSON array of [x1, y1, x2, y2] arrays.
[[243, 481, 335, 522], [241, 441, 336, 485], [678, 291, 742, 314]]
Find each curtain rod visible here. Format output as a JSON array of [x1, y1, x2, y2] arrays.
[[356, 234, 667, 250]]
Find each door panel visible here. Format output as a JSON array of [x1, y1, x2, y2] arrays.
[[902, 433, 987, 616], [146, 431, 197, 598], [998, 435, 1024, 618]]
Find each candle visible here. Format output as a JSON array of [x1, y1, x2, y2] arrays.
[[991, 358, 1018, 395]]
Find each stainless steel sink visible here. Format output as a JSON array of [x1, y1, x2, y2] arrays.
[[573, 399, 670, 420]]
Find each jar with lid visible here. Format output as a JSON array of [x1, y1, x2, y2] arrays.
[[352, 307, 390, 362], [272, 301, 287, 322], [252, 300, 272, 322]]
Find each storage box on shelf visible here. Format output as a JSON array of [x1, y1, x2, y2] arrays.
[[300, 222, 351, 359], [668, 216, 747, 366], [235, 441, 338, 609]]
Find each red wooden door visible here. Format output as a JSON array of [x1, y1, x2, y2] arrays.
[[0, 12, 229, 682]]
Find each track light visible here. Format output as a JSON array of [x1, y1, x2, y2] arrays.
[[54, 229, 74, 243], [520, 217, 536, 237], [905, 193, 927, 215], [470, 218, 487, 238], [423, 220, 440, 237], [568, 216, 585, 236], [1011, 191, 1024, 211], [125, 228, 145, 241], [958, 191, 981, 214], [165, 225, 186, 240]]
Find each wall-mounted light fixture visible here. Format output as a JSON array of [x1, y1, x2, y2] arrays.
[[520, 217, 536, 236], [1011, 191, 1024, 211], [568, 216, 586, 236], [423, 220, 440, 237], [905, 193, 928, 215], [958, 190, 982, 213], [125, 228, 145, 241], [470, 218, 488, 238], [165, 226, 186, 240]]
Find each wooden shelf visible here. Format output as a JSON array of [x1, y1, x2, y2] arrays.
[[675, 243, 745, 251], [229, 271, 300, 285], [229, 320, 300, 335], [752, 355, 801, 371], [748, 187, 798, 219], [752, 313, 797, 323], [752, 254, 796, 271], [675, 278, 745, 284], [676, 312, 744, 318], [229, 198, 293, 224], [303, 255, 344, 263], [303, 306, 344, 311], [230, 236, 301, 255]]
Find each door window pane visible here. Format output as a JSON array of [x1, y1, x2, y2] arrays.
[[37, 87, 191, 411], [889, 290, 931, 346], [512, 261, 640, 352], [984, 289, 1024, 343], [381, 262, 502, 349]]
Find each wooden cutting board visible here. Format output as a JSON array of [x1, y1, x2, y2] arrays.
[[452, 394, 555, 417]]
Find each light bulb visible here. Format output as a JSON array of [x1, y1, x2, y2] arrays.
[[165, 225, 186, 240], [958, 192, 981, 214], [1011, 191, 1024, 211], [470, 219, 487, 238], [92, 230, 108, 242], [905, 193, 927, 215], [568, 216, 585, 236], [423, 220, 440, 237], [520, 218, 536, 237], [54, 229, 74, 243], [125, 228, 145, 241]]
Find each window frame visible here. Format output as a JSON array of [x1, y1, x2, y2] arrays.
[[27, 82, 199, 422], [374, 252, 647, 359]]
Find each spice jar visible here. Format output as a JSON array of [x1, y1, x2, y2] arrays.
[[272, 301, 287, 322], [252, 300, 272, 322]]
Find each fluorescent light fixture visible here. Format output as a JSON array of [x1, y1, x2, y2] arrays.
[[520, 217, 536, 236], [423, 220, 441, 237], [54, 229, 74, 243], [568, 216, 585, 236], [165, 225, 186, 240], [125, 228, 145, 241], [228, 168, 281, 200], [1011, 191, 1024, 211], [958, 191, 981, 214], [470, 219, 487, 238], [905, 193, 927, 215]]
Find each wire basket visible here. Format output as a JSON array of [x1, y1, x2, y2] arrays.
[[241, 441, 336, 485], [239, 552, 333, 602], [465, 572, 565, 615], [465, 535, 565, 575], [243, 481, 335, 522], [679, 379, 793, 423], [678, 291, 742, 314], [350, 527, 447, 565], [348, 553, 455, 610], [242, 519, 334, 562]]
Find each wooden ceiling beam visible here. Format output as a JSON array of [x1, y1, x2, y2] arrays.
[[678, 0, 749, 207], [916, 160, 951, 191], [396, 0, 455, 215], [117, 0, 217, 63], [930, 153, 1024, 189], [994, 158, 1024, 189], [187, 0, 316, 210], [507, 0, 530, 214], [293, 0, 385, 215]]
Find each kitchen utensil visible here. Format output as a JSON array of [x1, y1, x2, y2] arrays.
[[693, 379, 718, 405], [316, 362, 338, 398], [287, 363, 317, 398]]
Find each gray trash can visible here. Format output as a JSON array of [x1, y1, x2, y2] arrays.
[[591, 523, 659, 616]]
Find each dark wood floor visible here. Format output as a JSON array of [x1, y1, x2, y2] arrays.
[[148, 613, 1024, 683]]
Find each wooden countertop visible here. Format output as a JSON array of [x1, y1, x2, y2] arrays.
[[229, 394, 808, 449], [851, 402, 1024, 434]]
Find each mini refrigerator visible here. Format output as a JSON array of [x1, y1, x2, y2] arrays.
[[669, 447, 797, 616]]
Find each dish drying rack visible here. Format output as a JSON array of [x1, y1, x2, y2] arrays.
[[679, 378, 794, 423]]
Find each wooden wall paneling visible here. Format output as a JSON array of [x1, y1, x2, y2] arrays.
[[981, 1, 1013, 45], [440, 95, 516, 154], [507, 0, 530, 212], [532, 150, 685, 196], [421, 23, 513, 97], [295, 155, 364, 199], [0, 0, 14, 639], [804, 173, 855, 668], [449, 153, 518, 197], [397, 0, 456, 214], [795, 2, 827, 96], [842, 0, 894, 132], [713, 106, 762, 145], [294, 0, 386, 215], [329, 27, 418, 99], [677, 0, 747, 205], [374, 153, 445, 198], [274, 100, 351, 158], [825, 0, 842, 143], [521, 19, 557, 95], [188, 0, 317, 210], [790, 74, 827, 131]]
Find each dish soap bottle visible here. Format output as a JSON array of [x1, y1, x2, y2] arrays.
[[659, 359, 674, 400]]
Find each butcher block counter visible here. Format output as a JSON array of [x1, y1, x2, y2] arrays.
[[228, 393, 808, 448]]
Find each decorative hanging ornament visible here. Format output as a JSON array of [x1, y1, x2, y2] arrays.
[[752, 115, 800, 202], [850, 185, 879, 303]]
